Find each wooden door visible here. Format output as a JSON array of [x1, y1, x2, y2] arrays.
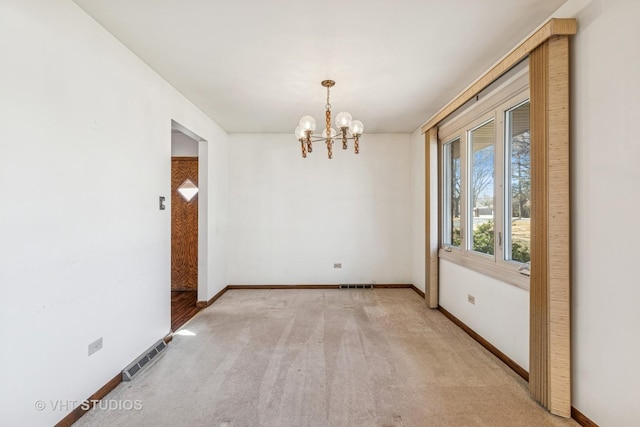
[[171, 157, 198, 290]]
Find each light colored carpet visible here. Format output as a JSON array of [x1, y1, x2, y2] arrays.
[[76, 289, 577, 426]]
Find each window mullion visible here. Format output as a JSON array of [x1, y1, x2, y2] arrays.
[[461, 132, 469, 252], [495, 110, 505, 263]]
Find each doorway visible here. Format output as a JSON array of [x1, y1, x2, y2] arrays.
[[170, 122, 207, 331]]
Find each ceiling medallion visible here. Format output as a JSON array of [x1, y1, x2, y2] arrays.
[[295, 80, 364, 159]]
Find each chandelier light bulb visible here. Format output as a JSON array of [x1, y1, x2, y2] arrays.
[[294, 125, 306, 140], [335, 112, 352, 129], [298, 115, 316, 132], [350, 120, 364, 136]]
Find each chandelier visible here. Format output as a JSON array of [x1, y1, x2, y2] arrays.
[[295, 80, 364, 159]]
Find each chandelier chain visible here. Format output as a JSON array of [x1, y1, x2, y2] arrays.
[[325, 109, 332, 159], [325, 85, 331, 111]]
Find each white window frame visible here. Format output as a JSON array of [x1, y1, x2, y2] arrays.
[[438, 63, 530, 290], [442, 137, 462, 249], [465, 114, 496, 258], [503, 98, 532, 267]]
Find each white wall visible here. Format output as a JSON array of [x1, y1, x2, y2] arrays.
[[410, 128, 426, 293], [227, 134, 412, 285], [171, 132, 199, 156], [439, 260, 529, 369], [0, 1, 228, 425], [559, 0, 640, 424]]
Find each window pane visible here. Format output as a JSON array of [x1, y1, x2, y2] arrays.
[[470, 120, 495, 255], [443, 139, 461, 246], [506, 102, 531, 263], [177, 178, 199, 202]]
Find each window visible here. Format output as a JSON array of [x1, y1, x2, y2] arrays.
[[443, 138, 461, 247], [439, 75, 530, 287], [469, 120, 495, 256], [505, 101, 531, 263]]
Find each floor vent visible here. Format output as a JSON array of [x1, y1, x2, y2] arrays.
[[339, 283, 373, 289], [122, 339, 167, 381]]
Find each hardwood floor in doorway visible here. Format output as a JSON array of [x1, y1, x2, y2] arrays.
[[171, 290, 201, 331]]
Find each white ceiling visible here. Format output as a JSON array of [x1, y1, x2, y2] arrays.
[[73, 0, 566, 134]]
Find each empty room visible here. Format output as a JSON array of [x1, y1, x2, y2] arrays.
[[1, 0, 638, 426]]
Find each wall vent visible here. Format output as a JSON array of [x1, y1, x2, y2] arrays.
[[122, 339, 167, 381], [339, 283, 373, 289]]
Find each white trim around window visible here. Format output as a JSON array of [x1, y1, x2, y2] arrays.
[[438, 67, 531, 290]]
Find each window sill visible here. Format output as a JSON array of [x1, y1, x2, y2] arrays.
[[438, 248, 530, 290]]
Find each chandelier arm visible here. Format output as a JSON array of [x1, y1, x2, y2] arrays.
[[308, 135, 359, 142], [309, 136, 328, 142]]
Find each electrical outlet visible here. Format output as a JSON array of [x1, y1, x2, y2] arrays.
[[467, 294, 475, 305], [333, 263, 342, 269], [88, 337, 103, 356]]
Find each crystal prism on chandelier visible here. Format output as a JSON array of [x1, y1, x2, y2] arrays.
[[295, 80, 364, 159]]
